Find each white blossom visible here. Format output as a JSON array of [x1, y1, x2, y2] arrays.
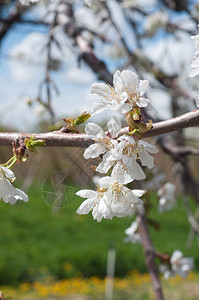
[[170, 250, 194, 278], [0, 167, 29, 205], [76, 176, 145, 221], [144, 11, 168, 35], [190, 35, 199, 77], [19, 0, 39, 5], [83, 116, 121, 159], [159, 250, 194, 279], [76, 189, 113, 222], [159, 264, 173, 279], [158, 182, 175, 213], [97, 135, 158, 182], [190, 53, 199, 78], [124, 220, 142, 244], [191, 35, 199, 54], [90, 70, 149, 115]]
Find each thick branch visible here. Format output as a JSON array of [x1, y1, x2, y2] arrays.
[[138, 214, 164, 300], [0, 110, 198, 147], [143, 109, 199, 137]]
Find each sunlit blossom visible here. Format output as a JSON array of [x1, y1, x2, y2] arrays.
[[90, 70, 150, 115], [159, 250, 194, 279], [190, 34, 199, 77], [83, 116, 121, 159], [19, 0, 39, 5], [97, 135, 158, 182], [76, 176, 145, 221], [171, 250, 194, 278], [0, 166, 29, 205]]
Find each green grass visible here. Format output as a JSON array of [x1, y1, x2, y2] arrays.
[[0, 183, 198, 285]]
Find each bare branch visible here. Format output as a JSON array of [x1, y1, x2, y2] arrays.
[[0, 5, 29, 41], [120, 109, 199, 138], [138, 214, 164, 300], [0, 110, 198, 147]]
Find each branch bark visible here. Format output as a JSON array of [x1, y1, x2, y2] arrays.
[[0, 110, 198, 147], [138, 214, 164, 300]]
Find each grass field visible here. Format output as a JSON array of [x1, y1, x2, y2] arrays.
[[0, 181, 198, 287]]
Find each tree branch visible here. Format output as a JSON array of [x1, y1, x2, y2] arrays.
[[138, 214, 164, 300], [121, 109, 199, 138], [0, 110, 198, 147]]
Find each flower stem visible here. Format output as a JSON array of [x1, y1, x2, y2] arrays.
[[2, 155, 17, 169]]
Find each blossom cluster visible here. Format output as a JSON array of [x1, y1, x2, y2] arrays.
[[76, 69, 158, 221], [159, 250, 194, 279]]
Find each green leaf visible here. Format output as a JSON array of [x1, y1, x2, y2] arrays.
[[74, 112, 91, 126]]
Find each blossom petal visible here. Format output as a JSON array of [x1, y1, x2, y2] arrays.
[[116, 102, 132, 113], [84, 143, 106, 159], [191, 35, 199, 51], [98, 176, 115, 188], [139, 141, 158, 154], [124, 157, 146, 180], [76, 198, 95, 214], [189, 67, 199, 78], [96, 152, 114, 174], [171, 251, 183, 264], [76, 189, 96, 198], [98, 198, 113, 220], [107, 116, 121, 138], [0, 177, 29, 204], [139, 80, 149, 96], [15, 188, 29, 202], [113, 70, 124, 92], [111, 162, 133, 184], [90, 82, 113, 99], [92, 205, 103, 222], [120, 70, 139, 96], [132, 189, 146, 197], [139, 150, 155, 168], [85, 123, 104, 139], [137, 97, 150, 107], [111, 190, 133, 217], [90, 102, 111, 116], [1, 167, 16, 181], [129, 193, 143, 205]]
